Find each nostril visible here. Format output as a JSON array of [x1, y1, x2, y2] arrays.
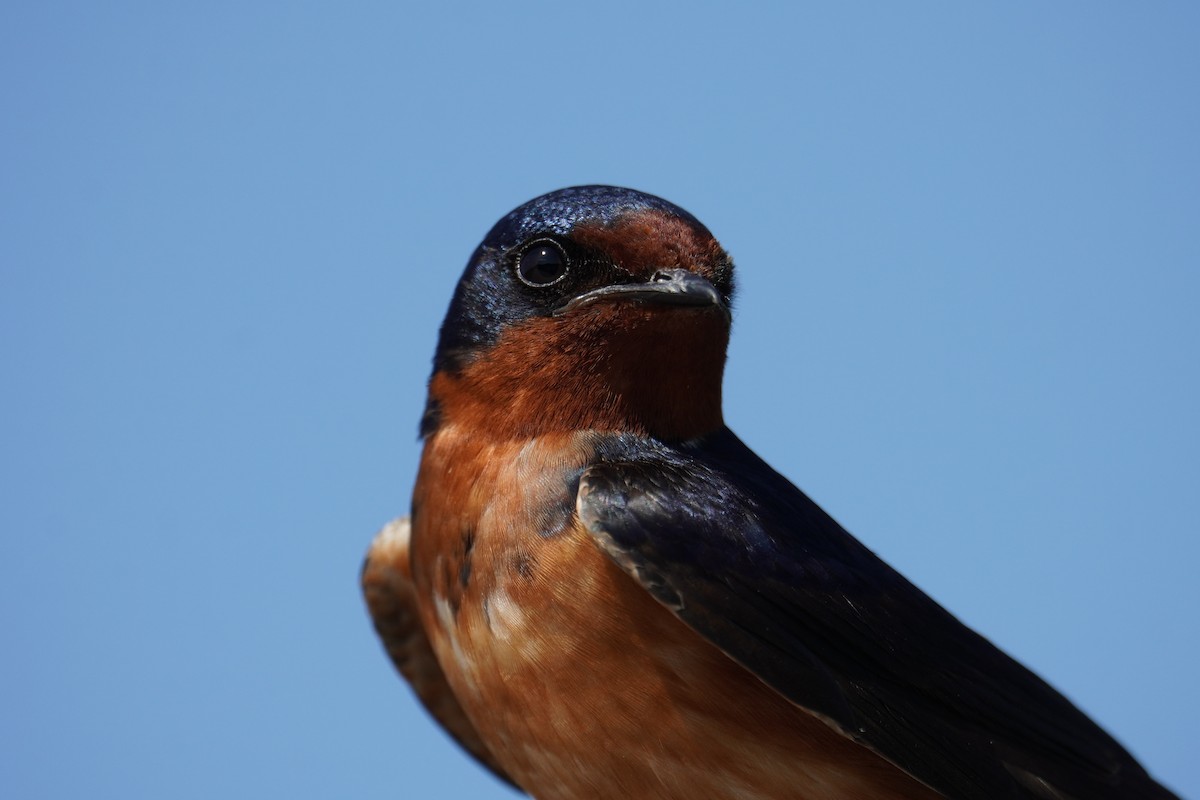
[[651, 268, 683, 283]]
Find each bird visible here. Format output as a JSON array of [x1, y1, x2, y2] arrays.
[[361, 185, 1179, 799]]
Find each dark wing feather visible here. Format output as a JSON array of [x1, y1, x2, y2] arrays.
[[578, 429, 1177, 800]]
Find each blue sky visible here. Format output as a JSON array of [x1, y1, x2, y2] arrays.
[[2, 3, 1197, 798]]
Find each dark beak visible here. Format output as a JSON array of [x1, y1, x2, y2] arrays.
[[554, 268, 728, 318]]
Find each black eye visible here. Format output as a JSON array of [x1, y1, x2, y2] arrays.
[[516, 239, 569, 287]]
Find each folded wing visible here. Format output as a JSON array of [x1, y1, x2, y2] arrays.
[[577, 429, 1176, 800]]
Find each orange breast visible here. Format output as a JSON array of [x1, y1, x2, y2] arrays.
[[410, 427, 941, 800]]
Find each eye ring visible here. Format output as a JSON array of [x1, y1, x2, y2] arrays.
[[515, 238, 570, 287]]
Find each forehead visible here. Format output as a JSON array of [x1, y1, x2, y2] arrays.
[[572, 209, 725, 279], [481, 185, 706, 250]]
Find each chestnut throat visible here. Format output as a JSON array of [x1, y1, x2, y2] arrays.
[[427, 306, 729, 442]]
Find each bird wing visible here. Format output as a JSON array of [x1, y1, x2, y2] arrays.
[[576, 428, 1176, 800], [361, 517, 521, 791]]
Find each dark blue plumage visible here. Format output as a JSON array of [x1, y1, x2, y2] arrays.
[[484, 185, 706, 246]]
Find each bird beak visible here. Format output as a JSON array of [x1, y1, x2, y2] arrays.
[[554, 268, 729, 318]]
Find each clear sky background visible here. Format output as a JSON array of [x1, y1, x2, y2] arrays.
[[3, 3, 1197, 799]]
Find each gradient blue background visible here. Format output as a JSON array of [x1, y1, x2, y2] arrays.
[[3, 3, 1196, 798]]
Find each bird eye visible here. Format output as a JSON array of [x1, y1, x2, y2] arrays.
[[516, 240, 569, 287]]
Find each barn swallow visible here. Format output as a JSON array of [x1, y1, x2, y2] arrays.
[[362, 185, 1179, 799]]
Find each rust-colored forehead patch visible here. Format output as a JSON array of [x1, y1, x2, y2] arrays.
[[571, 209, 727, 282]]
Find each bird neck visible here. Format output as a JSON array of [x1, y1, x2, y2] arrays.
[[425, 311, 728, 442]]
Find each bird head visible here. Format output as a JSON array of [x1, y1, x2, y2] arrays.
[[423, 186, 735, 442]]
